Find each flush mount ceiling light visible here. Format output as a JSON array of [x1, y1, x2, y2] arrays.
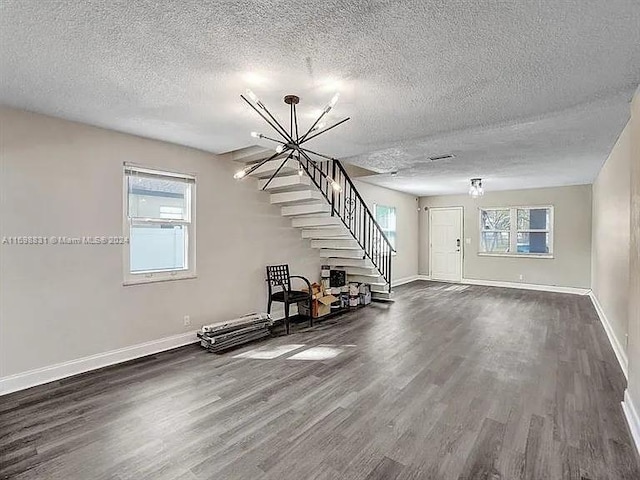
[[469, 178, 484, 198], [234, 89, 350, 192]]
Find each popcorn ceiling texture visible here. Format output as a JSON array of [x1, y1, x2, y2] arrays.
[[1, 0, 639, 194]]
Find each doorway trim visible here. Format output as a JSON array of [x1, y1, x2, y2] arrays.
[[428, 206, 464, 282]]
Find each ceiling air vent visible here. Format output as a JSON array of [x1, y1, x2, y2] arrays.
[[428, 153, 456, 162]]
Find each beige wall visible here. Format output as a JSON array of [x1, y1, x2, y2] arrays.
[[627, 88, 640, 426], [592, 121, 631, 357], [353, 180, 420, 281], [419, 185, 592, 288], [0, 107, 321, 377]]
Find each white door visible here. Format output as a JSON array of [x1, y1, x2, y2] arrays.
[[429, 207, 463, 282]]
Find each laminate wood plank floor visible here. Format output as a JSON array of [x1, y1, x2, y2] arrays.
[[1, 281, 638, 479]]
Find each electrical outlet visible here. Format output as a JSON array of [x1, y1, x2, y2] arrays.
[[183, 315, 191, 326], [518, 274, 524, 281]]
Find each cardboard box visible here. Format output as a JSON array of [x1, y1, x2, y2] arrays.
[[300, 283, 338, 318], [298, 295, 337, 318]]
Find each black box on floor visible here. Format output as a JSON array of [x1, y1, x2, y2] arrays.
[[330, 269, 346, 287]]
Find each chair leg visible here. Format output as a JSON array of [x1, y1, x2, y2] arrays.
[[267, 299, 272, 315], [308, 295, 313, 328], [284, 302, 290, 335]]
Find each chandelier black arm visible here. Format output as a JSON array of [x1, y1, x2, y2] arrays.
[[298, 108, 332, 143], [257, 134, 286, 145], [240, 95, 292, 143], [300, 117, 351, 144], [244, 150, 283, 177], [261, 150, 293, 190], [259, 102, 295, 144], [299, 147, 336, 162]]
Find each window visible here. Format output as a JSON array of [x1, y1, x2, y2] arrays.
[[374, 204, 397, 251], [479, 206, 553, 257], [123, 165, 196, 284]]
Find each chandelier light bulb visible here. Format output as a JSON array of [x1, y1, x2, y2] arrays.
[[246, 89, 260, 104], [311, 122, 327, 133], [234, 168, 248, 180], [298, 164, 304, 176], [324, 93, 340, 113], [250, 131, 261, 138], [330, 179, 342, 192], [275, 145, 285, 154]]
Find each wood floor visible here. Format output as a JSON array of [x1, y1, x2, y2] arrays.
[[1, 281, 638, 479]]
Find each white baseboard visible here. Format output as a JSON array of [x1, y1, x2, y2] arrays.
[[392, 275, 431, 287], [589, 292, 628, 379], [622, 390, 640, 457], [0, 330, 200, 396], [460, 278, 590, 296], [393, 275, 421, 286]]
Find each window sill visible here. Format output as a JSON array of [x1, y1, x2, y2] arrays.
[[477, 253, 554, 259], [123, 273, 197, 286]]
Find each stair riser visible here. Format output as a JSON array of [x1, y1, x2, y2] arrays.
[[347, 275, 386, 284], [310, 240, 360, 249], [270, 191, 323, 205], [301, 228, 349, 239], [259, 175, 312, 192], [282, 204, 330, 217], [319, 249, 365, 259], [325, 258, 374, 268], [291, 217, 343, 228], [248, 158, 298, 178], [340, 267, 380, 276]]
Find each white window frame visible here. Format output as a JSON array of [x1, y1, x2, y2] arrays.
[[123, 163, 197, 285], [373, 203, 397, 255], [478, 205, 554, 258]]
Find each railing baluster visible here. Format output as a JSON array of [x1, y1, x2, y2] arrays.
[[294, 157, 394, 291]]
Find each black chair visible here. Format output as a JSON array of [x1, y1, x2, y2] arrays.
[[266, 265, 313, 335]]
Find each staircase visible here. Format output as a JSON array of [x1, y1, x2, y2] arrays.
[[233, 147, 395, 300]]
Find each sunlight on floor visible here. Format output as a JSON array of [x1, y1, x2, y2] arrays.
[[233, 344, 305, 359]]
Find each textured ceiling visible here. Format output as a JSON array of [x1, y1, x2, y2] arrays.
[[1, 0, 639, 195]]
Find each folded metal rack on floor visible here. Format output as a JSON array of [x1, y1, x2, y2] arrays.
[[197, 312, 272, 353]]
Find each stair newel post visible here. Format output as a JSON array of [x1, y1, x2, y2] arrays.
[[388, 248, 392, 293]]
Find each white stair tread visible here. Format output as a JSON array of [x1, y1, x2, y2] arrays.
[[282, 203, 330, 217], [319, 249, 365, 258], [270, 190, 324, 205], [301, 227, 350, 239], [325, 258, 374, 268], [311, 239, 361, 249], [371, 291, 394, 301], [259, 175, 312, 192], [232, 145, 272, 164], [248, 158, 298, 178], [341, 266, 380, 276], [291, 216, 343, 228], [347, 274, 386, 284]]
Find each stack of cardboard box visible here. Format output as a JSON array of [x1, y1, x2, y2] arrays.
[[298, 283, 338, 319]]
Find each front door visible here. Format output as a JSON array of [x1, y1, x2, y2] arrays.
[[429, 207, 463, 282]]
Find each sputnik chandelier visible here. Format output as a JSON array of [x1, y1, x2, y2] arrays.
[[234, 89, 349, 191]]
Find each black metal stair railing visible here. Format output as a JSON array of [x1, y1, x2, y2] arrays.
[[296, 155, 395, 292]]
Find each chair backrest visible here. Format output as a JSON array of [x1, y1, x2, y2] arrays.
[[266, 264, 291, 293]]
